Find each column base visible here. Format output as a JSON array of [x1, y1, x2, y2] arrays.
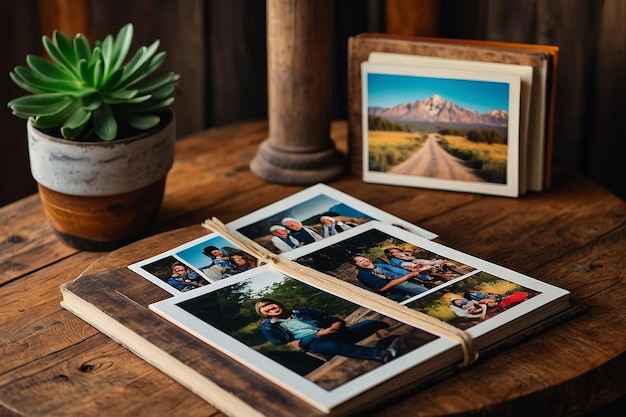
[[250, 139, 345, 185]]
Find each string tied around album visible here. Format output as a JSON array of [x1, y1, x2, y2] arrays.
[[202, 217, 479, 368]]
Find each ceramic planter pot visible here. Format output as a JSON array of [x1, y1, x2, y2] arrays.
[[27, 114, 176, 251]]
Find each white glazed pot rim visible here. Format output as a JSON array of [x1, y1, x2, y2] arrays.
[[27, 115, 176, 197]]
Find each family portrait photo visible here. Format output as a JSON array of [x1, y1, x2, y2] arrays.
[[234, 193, 376, 254], [293, 227, 475, 303]]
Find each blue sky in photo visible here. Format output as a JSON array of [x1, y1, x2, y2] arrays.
[[367, 72, 510, 114], [176, 235, 238, 269]]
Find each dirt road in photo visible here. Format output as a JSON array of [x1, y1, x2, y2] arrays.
[[389, 134, 484, 181]]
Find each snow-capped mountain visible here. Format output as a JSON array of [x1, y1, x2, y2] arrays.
[[369, 94, 508, 126]]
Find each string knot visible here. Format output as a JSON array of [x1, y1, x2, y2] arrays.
[[259, 253, 278, 266]]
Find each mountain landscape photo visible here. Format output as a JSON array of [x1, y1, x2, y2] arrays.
[[368, 94, 508, 128], [366, 93, 510, 185]]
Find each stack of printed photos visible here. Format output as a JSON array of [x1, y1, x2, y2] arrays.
[[117, 184, 573, 416], [348, 34, 559, 198]]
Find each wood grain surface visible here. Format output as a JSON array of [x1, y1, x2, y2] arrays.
[[0, 121, 625, 417]]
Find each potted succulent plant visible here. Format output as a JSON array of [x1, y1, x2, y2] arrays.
[[8, 23, 180, 251]]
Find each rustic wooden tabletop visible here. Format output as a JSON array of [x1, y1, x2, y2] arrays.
[[1, 121, 624, 417]]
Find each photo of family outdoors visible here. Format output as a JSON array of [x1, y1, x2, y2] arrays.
[[129, 184, 437, 296], [234, 194, 376, 254], [406, 271, 537, 330], [231, 186, 436, 254], [146, 219, 565, 411], [293, 227, 536, 330], [294, 228, 475, 303]]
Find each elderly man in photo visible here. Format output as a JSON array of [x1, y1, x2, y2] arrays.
[[281, 217, 323, 245]]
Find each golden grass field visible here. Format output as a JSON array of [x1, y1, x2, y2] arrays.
[[368, 130, 508, 181], [441, 134, 508, 162], [368, 131, 507, 161], [367, 131, 428, 171], [368, 130, 428, 149]]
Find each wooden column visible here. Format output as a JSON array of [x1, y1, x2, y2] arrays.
[[38, 0, 91, 40], [250, 0, 344, 185]]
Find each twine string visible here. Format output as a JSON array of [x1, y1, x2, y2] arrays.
[[202, 217, 478, 367]]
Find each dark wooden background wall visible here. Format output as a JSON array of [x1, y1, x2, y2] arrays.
[[1, 0, 624, 207]]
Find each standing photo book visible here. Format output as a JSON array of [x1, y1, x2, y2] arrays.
[[60, 184, 580, 417], [348, 33, 559, 197]]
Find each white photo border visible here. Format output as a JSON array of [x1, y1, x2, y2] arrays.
[[362, 62, 522, 197], [150, 265, 458, 412], [149, 221, 570, 412]]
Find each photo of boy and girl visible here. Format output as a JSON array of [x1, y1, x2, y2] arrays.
[[136, 234, 258, 293]]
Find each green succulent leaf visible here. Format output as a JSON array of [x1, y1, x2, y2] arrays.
[[10, 69, 55, 94], [125, 51, 166, 87], [132, 96, 175, 113], [109, 23, 134, 72], [78, 59, 92, 85], [101, 33, 114, 73], [42, 34, 79, 78], [99, 67, 124, 90], [93, 103, 117, 141], [136, 72, 180, 95], [31, 101, 81, 129], [81, 91, 102, 111], [129, 52, 166, 85], [149, 82, 176, 100], [88, 46, 102, 69], [8, 93, 73, 118], [9, 23, 179, 141], [107, 89, 139, 100], [112, 40, 160, 89], [13, 66, 83, 92], [105, 94, 151, 105], [26, 55, 70, 80], [124, 113, 160, 131], [92, 59, 104, 88], [73, 33, 91, 62], [60, 106, 91, 139], [54, 30, 78, 67]]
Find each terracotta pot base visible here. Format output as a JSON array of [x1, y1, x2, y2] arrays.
[[38, 178, 166, 251]]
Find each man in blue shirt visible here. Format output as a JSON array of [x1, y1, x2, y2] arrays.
[[350, 255, 429, 301]]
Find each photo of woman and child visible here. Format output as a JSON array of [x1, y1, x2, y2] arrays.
[[199, 245, 257, 281], [448, 289, 529, 321]]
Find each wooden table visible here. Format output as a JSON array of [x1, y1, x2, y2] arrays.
[[1, 121, 624, 417]]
